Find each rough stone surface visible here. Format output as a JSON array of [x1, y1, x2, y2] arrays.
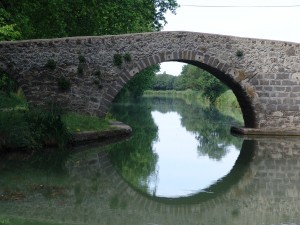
[[1, 31, 300, 131]]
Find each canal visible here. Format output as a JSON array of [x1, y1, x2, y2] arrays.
[[0, 96, 300, 225]]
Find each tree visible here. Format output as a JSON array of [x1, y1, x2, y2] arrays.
[[152, 72, 176, 90], [179, 64, 228, 102], [0, 0, 178, 39], [0, 8, 21, 41], [0, 0, 178, 99], [116, 65, 160, 100]]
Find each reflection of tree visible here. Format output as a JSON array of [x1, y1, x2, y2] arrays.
[[146, 97, 243, 160], [109, 99, 159, 193]]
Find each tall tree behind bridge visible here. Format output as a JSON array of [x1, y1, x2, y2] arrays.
[[0, 0, 178, 97]]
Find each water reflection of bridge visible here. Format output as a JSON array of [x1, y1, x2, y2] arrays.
[[1, 138, 300, 225]]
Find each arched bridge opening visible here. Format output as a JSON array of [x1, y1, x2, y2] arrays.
[[108, 52, 258, 128]]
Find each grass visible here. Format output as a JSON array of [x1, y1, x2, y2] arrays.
[[62, 113, 112, 133], [215, 90, 243, 124], [144, 89, 210, 106], [0, 91, 27, 109], [144, 89, 244, 124], [215, 90, 240, 109], [0, 91, 115, 150], [0, 216, 68, 225]]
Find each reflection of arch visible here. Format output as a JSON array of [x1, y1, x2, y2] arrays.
[[114, 139, 255, 205], [103, 51, 258, 128]]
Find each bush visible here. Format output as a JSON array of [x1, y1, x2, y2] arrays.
[[236, 50, 244, 58], [78, 55, 86, 63], [0, 71, 18, 95], [57, 76, 71, 91], [25, 103, 71, 150], [45, 59, 56, 70], [113, 54, 123, 67], [0, 104, 71, 151], [123, 53, 132, 62]]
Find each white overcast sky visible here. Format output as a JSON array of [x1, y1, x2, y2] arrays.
[[159, 0, 300, 75]]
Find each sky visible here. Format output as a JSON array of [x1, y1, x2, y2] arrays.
[[158, 0, 300, 76]]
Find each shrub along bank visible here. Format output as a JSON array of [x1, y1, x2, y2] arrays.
[[144, 89, 243, 124], [0, 91, 114, 152]]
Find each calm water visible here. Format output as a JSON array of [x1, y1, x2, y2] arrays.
[[0, 97, 300, 225]]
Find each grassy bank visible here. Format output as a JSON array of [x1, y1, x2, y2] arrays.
[[144, 89, 243, 124], [144, 89, 210, 107], [0, 92, 113, 151]]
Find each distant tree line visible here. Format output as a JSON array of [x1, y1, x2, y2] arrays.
[[151, 64, 228, 102]]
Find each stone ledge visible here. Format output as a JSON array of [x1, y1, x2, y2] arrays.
[[231, 126, 300, 137], [70, 121, 132, 145]]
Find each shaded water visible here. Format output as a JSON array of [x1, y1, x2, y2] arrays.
[[0, 97, 300, 225]]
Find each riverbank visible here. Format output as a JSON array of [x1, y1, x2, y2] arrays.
[[0, 118, 132, 153], [69, 120, 132, 146], [143, 89, 244, 124], [0, 91, 132, 152]]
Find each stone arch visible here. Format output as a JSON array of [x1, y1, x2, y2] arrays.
[[102, 50, 259, 128]]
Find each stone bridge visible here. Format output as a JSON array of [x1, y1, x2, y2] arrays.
[[1, 31, 300, 134]]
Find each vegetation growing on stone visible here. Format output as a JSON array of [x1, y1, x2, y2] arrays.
[[94, 70, 101, 78], [57, 76, 71, 91], [113, 54, 123, 67], [45, 59, 56, 70], [123, 53, 132, 62], [0, 70, 18, 95], [78, 55, 86, 64], [77, 65, 84, 76], [94, 80, 103, 89], [236, 49, 244, 58]]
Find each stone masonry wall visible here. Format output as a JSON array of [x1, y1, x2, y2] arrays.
[[0, 31, 300, 129]]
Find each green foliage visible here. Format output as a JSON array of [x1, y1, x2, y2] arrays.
[[113, 54, 123, 67], [0, 103, 70, 151], [109, 99, 159, 192], [236, 49, 244, 57], [197, 71, 227, 103], [77, 65, 84, 75], [0, 110, 31, 150], [150, 64, 228, 103], [78, 55, 86, 64], [94, 70, 101, 78], [112, 52, 133, 68], [62, 113, 111, 132], [0, 70, 18, 95], [1, 0, 178, 102], [115, 65, 160, 100], [93, 80, 103, 90], [0, 8, 21, 41], [147, 97, 243, 160], [25, 104, 71, 150], [0, 91, 27, 109], [215, 90, 243, 124], [0, 0, 178, 39], [123, 53, 132, 62], [45, 59, 56, 70], [57, 76, 71, 91], [152, 72, 176, 90]]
